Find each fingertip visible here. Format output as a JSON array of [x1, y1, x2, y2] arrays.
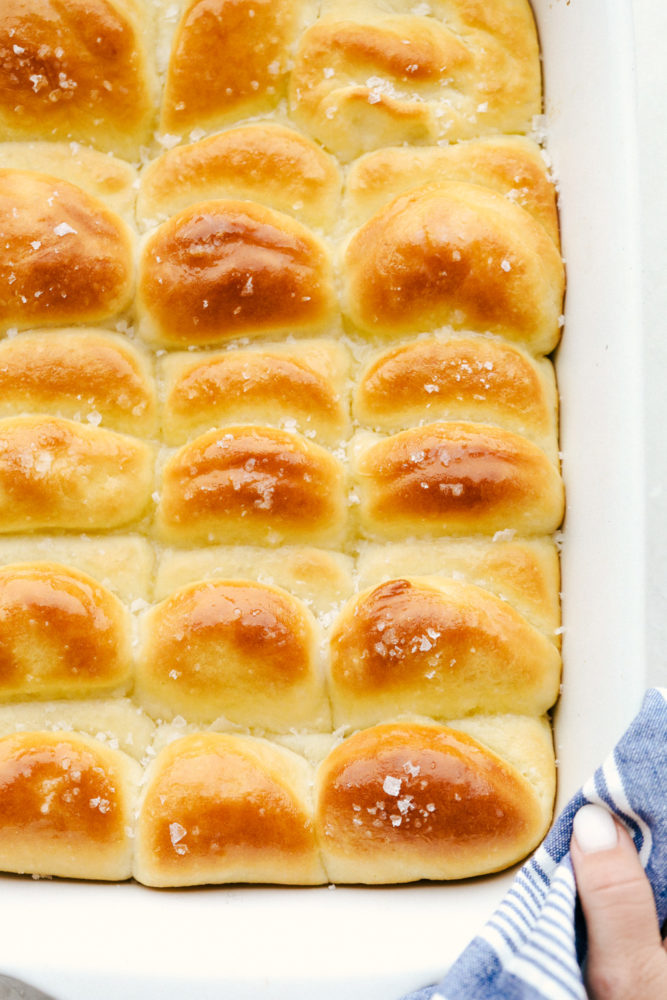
[[572, 804, 618, 855]]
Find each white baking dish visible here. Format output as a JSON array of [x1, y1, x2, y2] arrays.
[[0, 2, 645, 997]]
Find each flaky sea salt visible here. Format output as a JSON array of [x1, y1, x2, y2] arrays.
[[169, 822, 187, 845], [383, 775, 402, 796]]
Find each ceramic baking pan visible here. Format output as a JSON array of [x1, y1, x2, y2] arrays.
[[0, 1, 645, 996]]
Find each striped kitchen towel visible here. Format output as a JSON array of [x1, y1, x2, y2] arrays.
[[401, 687, 667, 1000]]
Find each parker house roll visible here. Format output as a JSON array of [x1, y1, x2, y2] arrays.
[[137, 199, 337, 348], [134, 731, 326, 887], [344, 136, 560, 246], [0, 329, 157, 438], [0, 0, 157, 158], [157, 0, 316, 138], [137, 123, 343, 231], [354, 336, 558, 462], [350, 422, 564, 540], [356, 537, 561, 639], [140, 543, 354, 731], [0, 536, 152, 703], [0, 416, 153, 533], [289, 0, 541, 161], [0, 728, 141, 880], [0, 142, 138, 224], [156, 425, 348, 547], [342, 180, 564, 354], [136, 578, 331, 731], [316, 715, 556, 884], [0, 168, 135, 333], [153, 544, 354, 613], [328, 576, 560, 728], [160, 340, 351, 447]]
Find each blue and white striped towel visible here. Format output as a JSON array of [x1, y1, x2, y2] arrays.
[[402, 687, 667, 1000]]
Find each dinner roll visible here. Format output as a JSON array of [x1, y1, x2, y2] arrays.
[[137, 578, 329, 730], [354, 336, 558, 461], [316, 716, 555, 883], [356, 538, 561, 639], [344, 136, 560, 245], [0, 0, 156, 158], [134, 731, 325, 886], [138, 123, 342, 230], [157, 426, 347, 547], [0, 143, 138, 223], [329, 576, 561, 727], [0, 330, 157, 437], [0, 416, 153, 532], [289, 0, 540, 161], [343, 181, 564, 354], [353, 422, 563, 540], [0, 169, 135, 333], [160, 341, 350, 446], [137, 200, 336, 347], [0, 562, 132, 702], [159, 0, 307, 136], [351, 422, 564, 539], [0, 730, 141, 880]]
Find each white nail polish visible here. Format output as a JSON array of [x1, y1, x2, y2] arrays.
[[573, 804, 619, 854]]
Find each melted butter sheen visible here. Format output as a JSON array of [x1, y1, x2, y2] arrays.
[[0, 564, 128, 695], [144, 736, 314, 864], [0, 733, 121, 839], [0, 170, 133, 329], [319, 724, 535, 849], [140, 200, 333, 346], [148, 580, 311, 687], [159, 425, 345, 544]]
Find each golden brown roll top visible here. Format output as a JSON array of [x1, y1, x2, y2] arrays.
[[329, 577, 561, 728], [159, 0, 306, 136], [0, 562, 132, 702], [134, 731, 325, 887], [0, 416, 153, 532], [343, 181, 565, 354], [0, 0, 156, 158], [157, 425, 347, 547], [344, 136, 560, 245], [289, 0, 541, 161], [0, 330, 157, 437], [354, 337, 558, 461], [137, 579, 329, 731], [0, 730, 141, 880], [315, 716, 555, 883], [137, 199, 336, 348], [138, 124, 342, 231], [0, 142, 138, 223], [161, 341, 350, 446], [357, 538, 561, 640], [351, 422, 564, 540], [0, 169, 134, 332]]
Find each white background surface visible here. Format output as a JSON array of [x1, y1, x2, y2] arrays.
[[636, 0, 667, 687]]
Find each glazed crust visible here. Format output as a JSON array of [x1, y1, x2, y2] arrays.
[[316, 717, 554, 883]]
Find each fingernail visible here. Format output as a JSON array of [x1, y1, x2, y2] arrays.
[[573, 804, 618, 854]]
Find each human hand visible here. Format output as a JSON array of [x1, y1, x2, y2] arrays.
[[571, 804, 667, 1000]]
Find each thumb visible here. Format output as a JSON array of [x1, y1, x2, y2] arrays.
[[571, 803, 667, 999]]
